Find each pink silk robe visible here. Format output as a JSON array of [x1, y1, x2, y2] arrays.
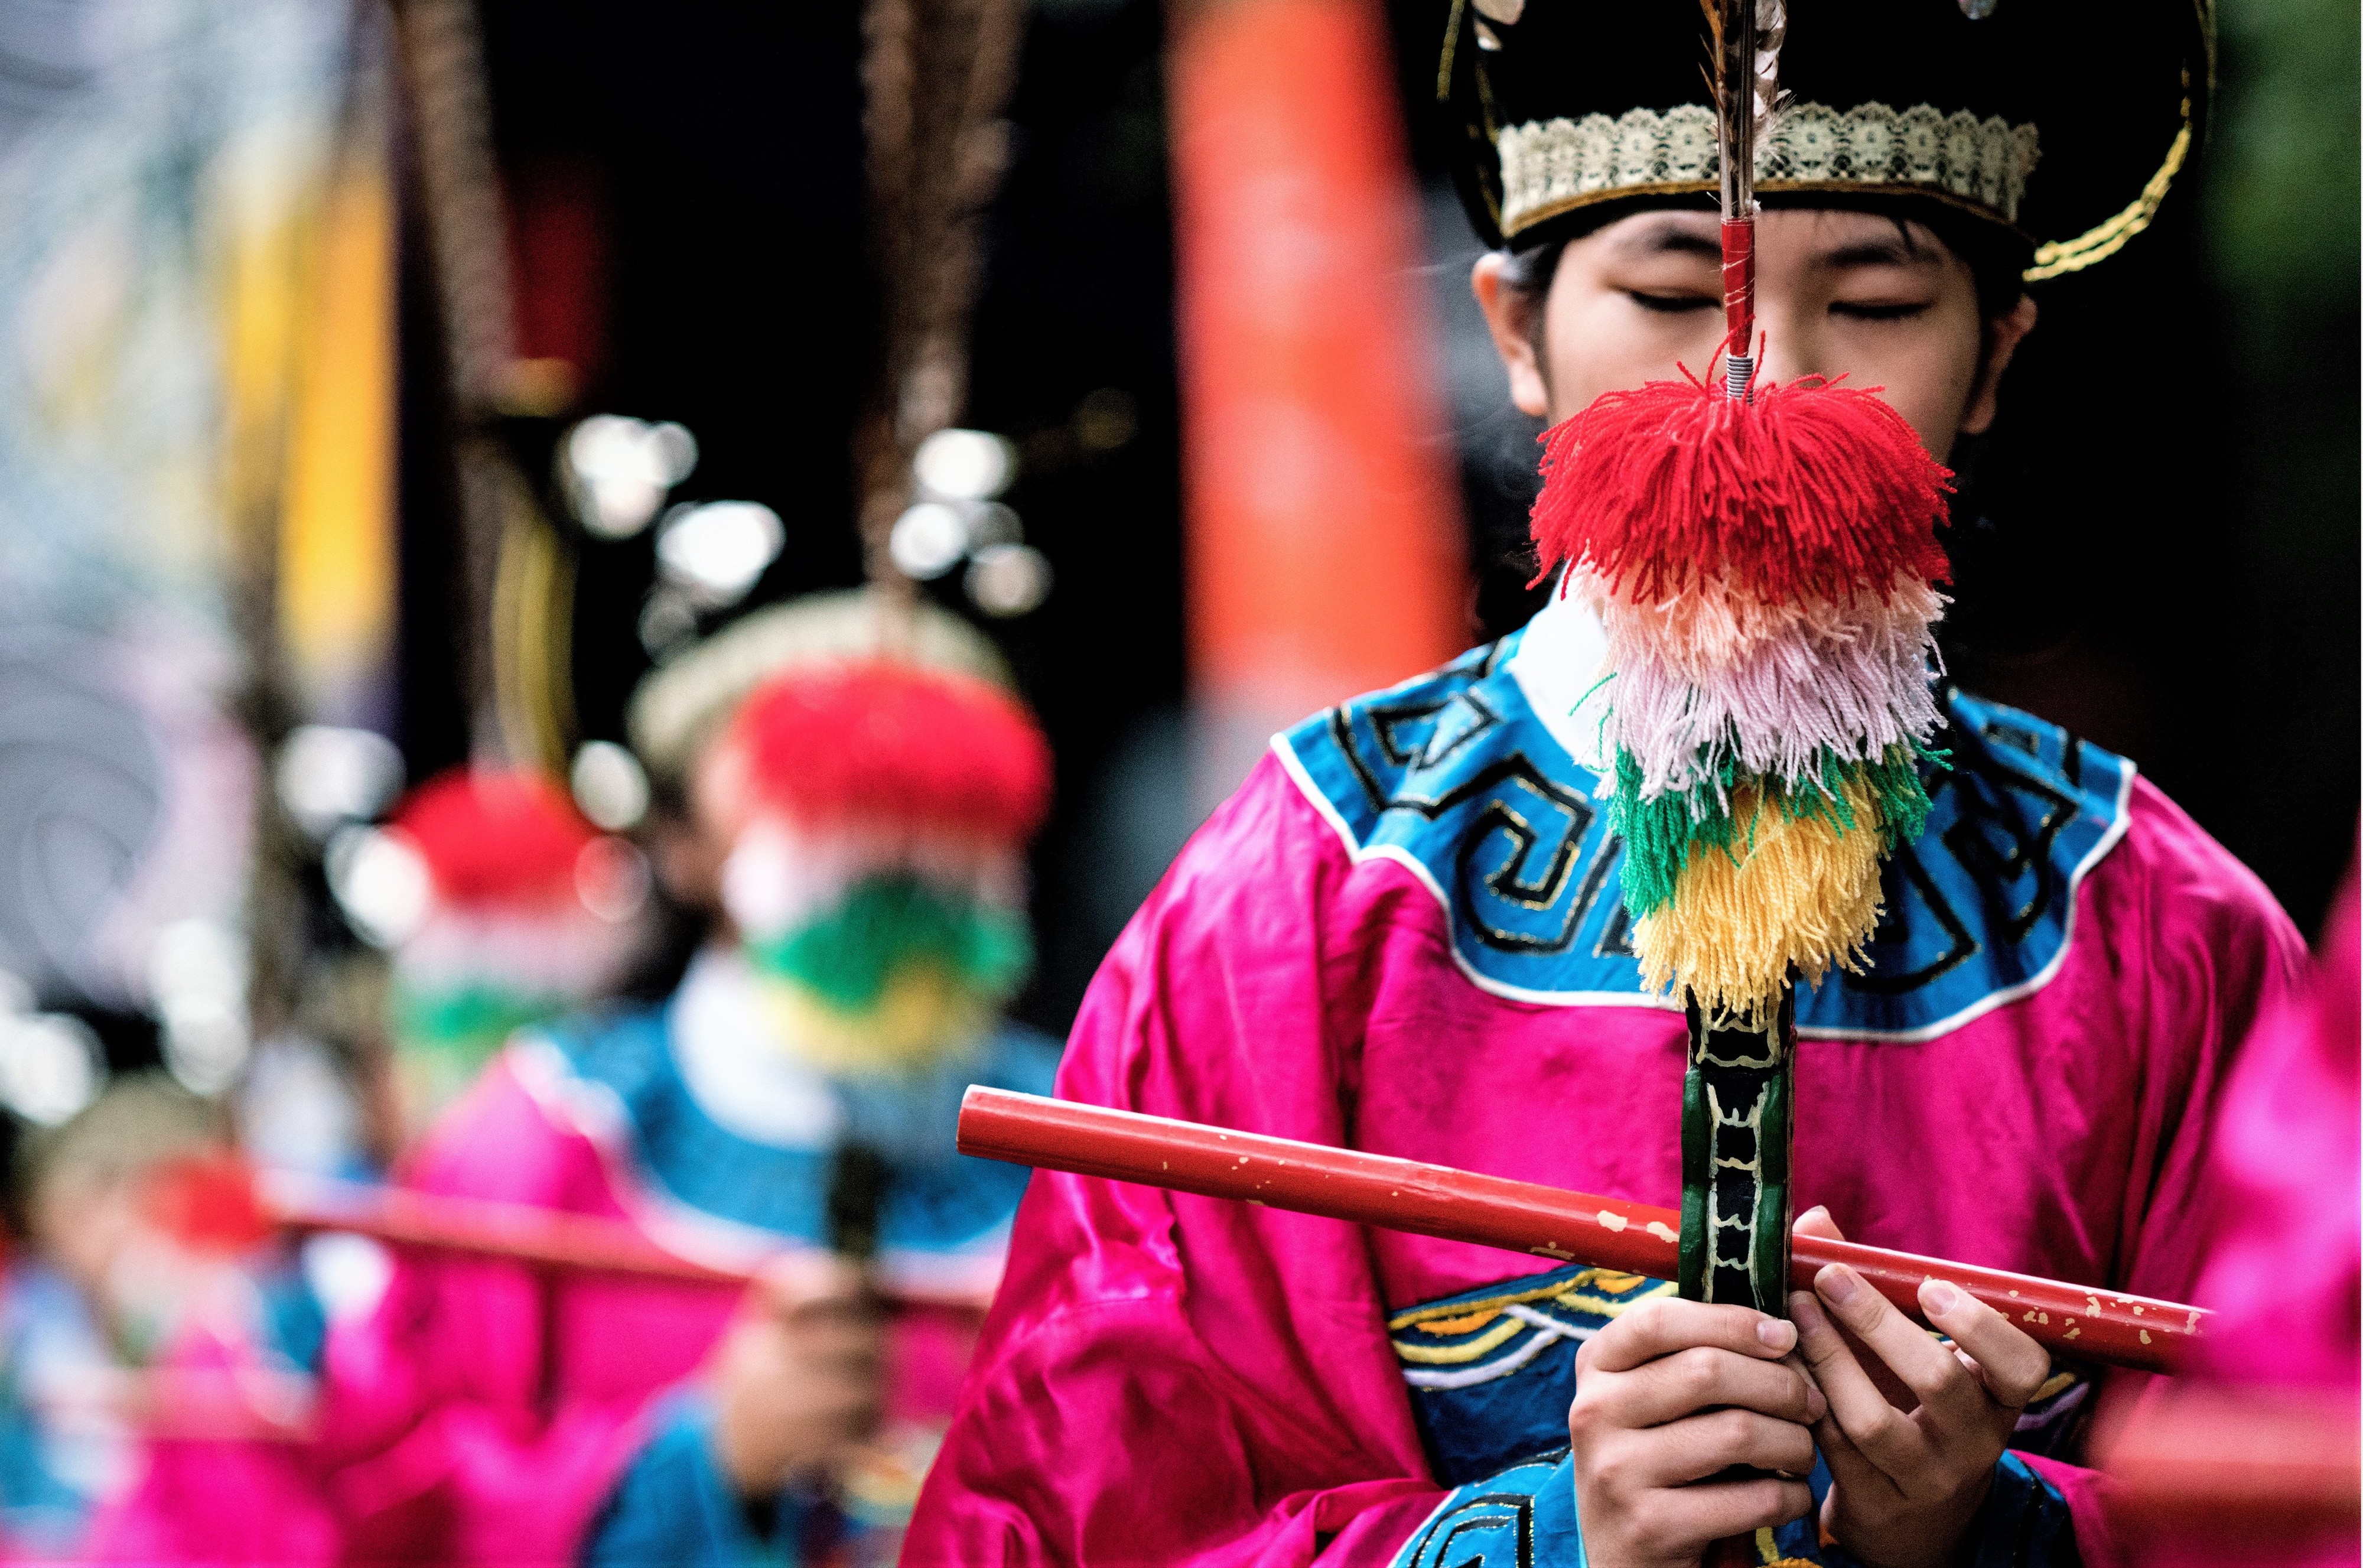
[[904, 616, 2305, 1568]]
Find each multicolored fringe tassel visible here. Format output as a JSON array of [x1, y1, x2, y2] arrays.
[[720, 660, 1052, 1073], [379, 770, 644, 1096], [1531, 372, 1954, 1026]]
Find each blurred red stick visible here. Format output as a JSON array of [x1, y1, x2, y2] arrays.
[[2104, 1388, 2361, 1538], [956, 1088, 2205, 1374], [258, 1169, 754, 1286], [152, 1161, 993, 1309]]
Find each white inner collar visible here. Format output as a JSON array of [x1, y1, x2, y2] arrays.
[[668, 948, 844, 1150], [1505, 577, 1612, 775]]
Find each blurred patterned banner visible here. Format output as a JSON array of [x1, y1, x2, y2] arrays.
[[0, 0, 388, 1023]]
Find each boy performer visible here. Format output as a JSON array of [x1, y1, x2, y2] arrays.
[[906, 4, 2304, 1566], [105, 593, 1062, 1566]]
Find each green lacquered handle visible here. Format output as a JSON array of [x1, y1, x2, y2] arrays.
[[1677, 991, 1796, 1317]]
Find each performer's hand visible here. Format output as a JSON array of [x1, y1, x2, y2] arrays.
[[1789, 1206, 2052, 1568], [708, 1254, 885, 1498], [1566, 1296, 1825, 1568]]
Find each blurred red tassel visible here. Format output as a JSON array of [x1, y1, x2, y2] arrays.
[[1529, 373, 1954, 608], [730, 660, 1053, 843], [391, 770, 601, 909], [144, 1154, 274, 1255]]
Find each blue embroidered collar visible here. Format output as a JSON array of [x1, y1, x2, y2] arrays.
[[1274, 594, 2135, 1042], [516, 997, 1059, 1266]]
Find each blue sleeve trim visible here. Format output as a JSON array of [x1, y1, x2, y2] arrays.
[[1965, 1452, 2083, 1568], [1388, 1448, 1585, 1568], [1384, 1449, 2078, 1568]]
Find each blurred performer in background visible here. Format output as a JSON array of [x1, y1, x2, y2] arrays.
[[2108, 845, 2361, 1565], [906, 4, 2308, 1566], [101, 590, 1059, 1566], [579, 589, 1058, 1564], [8, 1080, 320, 1563], [368, 768, 645, 1150]]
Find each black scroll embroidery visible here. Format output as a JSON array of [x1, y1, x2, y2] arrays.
[[1398, 1485, 1549, 1568], [1333, 692, 1602, 956]]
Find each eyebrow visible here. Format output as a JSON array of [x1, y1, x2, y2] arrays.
[[1607, 219, 1723, 261], [1608, 216, 1949, 274], [1815, 236, 1943, 271]]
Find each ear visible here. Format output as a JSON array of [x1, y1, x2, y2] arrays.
[[1472, 253, 1553, 419], [1959, 294, 2037, 436]]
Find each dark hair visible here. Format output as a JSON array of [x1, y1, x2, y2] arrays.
[[1496, 193, 2033, 340], [1496, 236, 1570, 323]]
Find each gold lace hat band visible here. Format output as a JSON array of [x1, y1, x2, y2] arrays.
[[1496, 102, 2043, 240]]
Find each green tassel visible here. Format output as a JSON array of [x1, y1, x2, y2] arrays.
[[1610, 741, 1942, 920], [747, 876, 1033, 1011], [1610, 748, 1742, 918], [392, 984, 563, 1058]]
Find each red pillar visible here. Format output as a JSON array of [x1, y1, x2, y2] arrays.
[[1169, 0, 1469, 799]]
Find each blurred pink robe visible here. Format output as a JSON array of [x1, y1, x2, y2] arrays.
[[90, 952, 1052, 1566], [82, 1050, 752, 1567], [2131, 851, 2358, 1566], [904, 597, 2305, 1568], [2188, 855, 2360, 1397]]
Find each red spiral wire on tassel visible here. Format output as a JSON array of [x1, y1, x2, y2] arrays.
[[1720, 216, 1757, 400]]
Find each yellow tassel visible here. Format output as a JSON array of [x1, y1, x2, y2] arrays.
[[1634, 775, 1887, 1026], [753, 964, 994, 1076]]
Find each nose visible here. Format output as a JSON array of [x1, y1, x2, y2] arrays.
[[1751, 297, 1827, 385]]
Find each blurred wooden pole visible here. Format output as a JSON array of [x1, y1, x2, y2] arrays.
[[390, 0, 514, 759], [855, 0, 1028, 598], [222, 15, 402, 1047], [1169, 0, 1467, 803], [392, 0, 577, 773]]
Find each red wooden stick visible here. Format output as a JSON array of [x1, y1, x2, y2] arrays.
[[957, 1088, 2204, 1374], [1720, 216, 1756, 372]]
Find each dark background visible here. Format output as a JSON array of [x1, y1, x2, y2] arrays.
[[403, 0, 2357, 1039]]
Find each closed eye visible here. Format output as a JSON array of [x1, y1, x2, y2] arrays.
[[1626, 291, 1717, 315], [1831, 300, 1932, 321]]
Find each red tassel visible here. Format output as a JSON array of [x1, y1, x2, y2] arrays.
[[728, 661, 1053, 843], [390, 770, 600, 910], [144, 1155, 274, 1255], [1529, 374, 1953, 607]]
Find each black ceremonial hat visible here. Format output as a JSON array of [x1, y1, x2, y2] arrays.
[[1441, 0, 2210, 280]]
